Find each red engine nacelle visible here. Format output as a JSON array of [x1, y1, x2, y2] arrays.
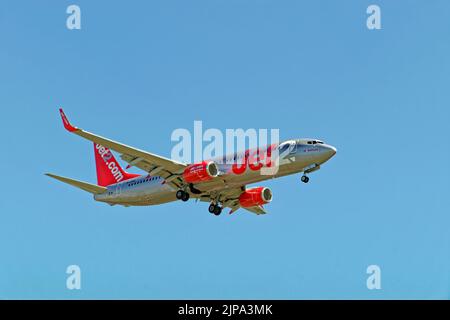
[[239, 187, 273, 207], [183, 161, 219, 183]]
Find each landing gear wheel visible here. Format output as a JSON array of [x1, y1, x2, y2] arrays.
[[176, 190, 184, 200], [181, 192, 190, 202], [176, 190, 190, 201], [213, 206, 222, 216], [208, 204, 222, 215], [301, 175, 310, 183]]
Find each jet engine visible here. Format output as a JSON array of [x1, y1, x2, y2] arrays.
[[239, 187, 273, 207], [183, 161, 219, 183]]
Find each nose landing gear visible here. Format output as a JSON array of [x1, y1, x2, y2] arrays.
[[301, 164, 320, 183]]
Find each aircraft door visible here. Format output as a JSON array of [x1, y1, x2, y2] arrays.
[[115, 183, 122, 197]]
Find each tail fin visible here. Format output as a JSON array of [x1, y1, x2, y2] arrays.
[[93, 143, 140, 186]]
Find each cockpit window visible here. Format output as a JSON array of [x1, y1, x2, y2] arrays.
[[307, 140, 324, 145]]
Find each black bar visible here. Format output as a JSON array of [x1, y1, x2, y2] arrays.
[[1, 300, 447, 318]]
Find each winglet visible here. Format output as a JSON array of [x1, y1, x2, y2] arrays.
[[59, 108, 78, 132]]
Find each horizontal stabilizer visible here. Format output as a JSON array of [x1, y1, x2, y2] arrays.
[[45, 173, 107, 194]]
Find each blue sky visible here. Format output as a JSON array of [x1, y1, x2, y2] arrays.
[[0, 0, 449, 299]]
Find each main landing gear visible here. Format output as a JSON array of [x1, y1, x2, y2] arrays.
[[177, 188, 222, 216], [301, 175, 310, 183], [176, 190, 190, 202], [208, 203, 222, 216]]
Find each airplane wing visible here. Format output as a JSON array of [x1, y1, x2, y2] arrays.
[[242, 206, 267, 215], [59, 108, 187, 188], [197, 186, 267, 215]]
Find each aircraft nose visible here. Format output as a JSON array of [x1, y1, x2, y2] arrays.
[[323, 145, 337, 159], [328, 145, 337, 156]]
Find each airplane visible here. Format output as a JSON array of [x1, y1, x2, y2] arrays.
[[46, 109, 337, 216]]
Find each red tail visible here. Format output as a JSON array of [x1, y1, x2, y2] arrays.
[[93, 143, 140, 186]]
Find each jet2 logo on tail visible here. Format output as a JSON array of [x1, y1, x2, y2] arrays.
[[95, 144, 124, 182], [96, 144, 113, 161]]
